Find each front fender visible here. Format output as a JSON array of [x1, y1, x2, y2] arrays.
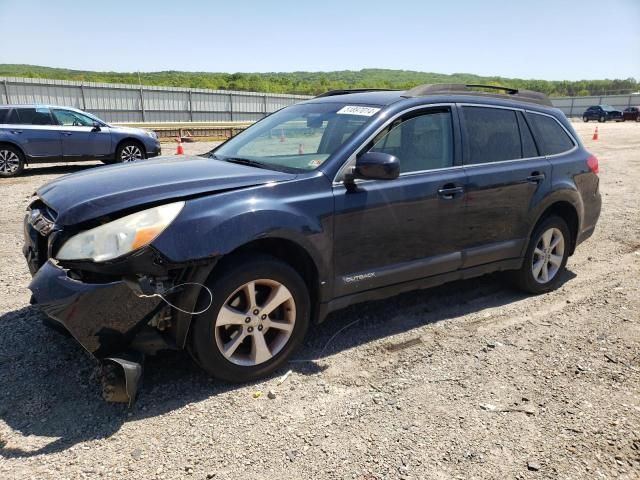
[[152, 175, 334, 284]]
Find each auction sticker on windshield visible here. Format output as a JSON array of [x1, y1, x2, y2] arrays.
[[336, 106, 381, 116]]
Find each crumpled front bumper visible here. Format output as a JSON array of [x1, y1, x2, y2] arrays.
[[29, 260, 162, 358]]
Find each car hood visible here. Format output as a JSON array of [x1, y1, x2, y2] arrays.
[[37, 156, 296, 226]]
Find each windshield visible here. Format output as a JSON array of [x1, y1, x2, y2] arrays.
[[601, 105, 616, 111], [212, 102, 380, 172]]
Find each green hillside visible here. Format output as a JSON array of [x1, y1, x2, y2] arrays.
[[0, 64, 637, 97]]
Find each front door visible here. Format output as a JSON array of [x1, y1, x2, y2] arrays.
[[52, 109, 112, 160], [332, 107, 467, 298]]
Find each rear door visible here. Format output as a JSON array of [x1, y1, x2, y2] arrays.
[[332, 106, 467, 297], [459, 105, 552, 267], [11, 107, 62, 161], [52, 108, 112, 160]]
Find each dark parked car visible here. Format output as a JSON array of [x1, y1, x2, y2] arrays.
[[622, 106, 640, 121], [582, 104, 623, 122], [0, 105, 161, 177], [24, 84, 601, 403]]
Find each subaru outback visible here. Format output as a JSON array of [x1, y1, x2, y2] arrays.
[[23, 84, 601, 403], [0, 105, 161, 177]]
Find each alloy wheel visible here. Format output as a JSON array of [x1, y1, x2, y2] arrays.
[[0, 149, 20, 174], [214, 279, 296, 366], [532, 227, 565, 284], [121, 145, 143, 162]]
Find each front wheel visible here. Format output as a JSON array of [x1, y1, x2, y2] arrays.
[[583, 116, 588, 122], [116, 141, 145, 163], [513, 216, 571, 294], [191, 255, 310, 383], [0, 145, 25, 178], [599, 116, 606, 123]]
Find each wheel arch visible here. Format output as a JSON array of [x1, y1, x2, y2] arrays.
[[174, 236, 324, 350], [115, 137, 147, 157], [530, 200, 580, 256], [0, 141, 27, 161]]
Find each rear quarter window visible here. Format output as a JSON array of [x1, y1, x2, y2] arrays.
[[526, 113, 575, 156]]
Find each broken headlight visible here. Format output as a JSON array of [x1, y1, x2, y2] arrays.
[[56, 201, 184, 262]]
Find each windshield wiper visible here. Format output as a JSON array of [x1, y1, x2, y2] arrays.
[[222, 157, 271, 169]]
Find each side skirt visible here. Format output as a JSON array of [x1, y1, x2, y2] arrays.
[[317, 258, 523, 322]]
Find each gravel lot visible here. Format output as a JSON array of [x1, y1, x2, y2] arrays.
[[0, 122, 638, 480]]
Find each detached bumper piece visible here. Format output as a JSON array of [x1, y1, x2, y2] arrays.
[[29, 261, 165, 405], [29, 260, 163, 357]]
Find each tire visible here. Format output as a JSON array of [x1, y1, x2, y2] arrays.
[[599, 116, 606, 123], [191, 254, 310, 383], [583, 116, 588, 122], [513, 216, 571, 294], [0, 145, 25, 177], [115, 141, 145, 163]]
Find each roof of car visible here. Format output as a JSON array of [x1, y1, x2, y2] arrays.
[[306, 84, 554, 109], [0, 104, 84, 110]]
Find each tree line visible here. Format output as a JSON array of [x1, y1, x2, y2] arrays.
[[1, 64, 637, 97]]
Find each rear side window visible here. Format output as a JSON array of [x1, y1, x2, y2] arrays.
[[462, 107, 521, 164], [15, 107, 54, 125], [526, 113, 575, 156], [0, 109, 8, 124]]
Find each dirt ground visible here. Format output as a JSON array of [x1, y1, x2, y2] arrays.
[[0, 121, 638, 480]]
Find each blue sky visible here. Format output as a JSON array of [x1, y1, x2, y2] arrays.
[[0, 0, 638, 80]]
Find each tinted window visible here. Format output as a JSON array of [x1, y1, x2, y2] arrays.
[[462, 107, 521, 164], [526, 113, 575, 156], [369, 110, 454, 173], [0, 109, 8, 124], [517, 112, 538, 158], [15, 107, 53, 125]]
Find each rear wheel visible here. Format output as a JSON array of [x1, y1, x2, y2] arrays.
[[116, 141, 145, 163], [513, 216, 570, 294], [0, 145, 25, 177], [191, 255, 310, 383]]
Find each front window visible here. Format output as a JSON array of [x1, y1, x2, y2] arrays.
[[212, 103, 378, 172], [53, 109, 97, 126]]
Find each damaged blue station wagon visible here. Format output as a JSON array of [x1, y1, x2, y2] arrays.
[[24, 85, 601, 403]]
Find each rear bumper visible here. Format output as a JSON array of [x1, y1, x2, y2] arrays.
[[29, 260, 162, 357]]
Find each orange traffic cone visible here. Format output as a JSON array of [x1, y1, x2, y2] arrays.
[[298, 143, 304, 155], [175, 136, 184, 155], [279, 129, 286, 143], [592, 127, 599, 141]]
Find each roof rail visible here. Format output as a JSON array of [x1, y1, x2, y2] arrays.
[[402, 83, 552, 107], [315, 88, 398, 98]]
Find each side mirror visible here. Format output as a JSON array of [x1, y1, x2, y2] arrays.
[[351, 152, 400, 181], [91, 121, 101, 132]]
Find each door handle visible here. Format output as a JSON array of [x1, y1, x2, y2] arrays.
[[10, 130, 22, 134], [437, 184, 464, 200], [526, 172, 545, 183], [61, 132, 73, 136]]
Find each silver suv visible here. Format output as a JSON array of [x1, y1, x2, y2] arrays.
[[0, 105, 161, 177]]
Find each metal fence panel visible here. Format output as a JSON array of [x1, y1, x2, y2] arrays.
[[0, 77, 311, 123], [3, 76, 638, 122]]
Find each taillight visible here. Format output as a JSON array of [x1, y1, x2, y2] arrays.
[[587, 155, 599, 174]]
